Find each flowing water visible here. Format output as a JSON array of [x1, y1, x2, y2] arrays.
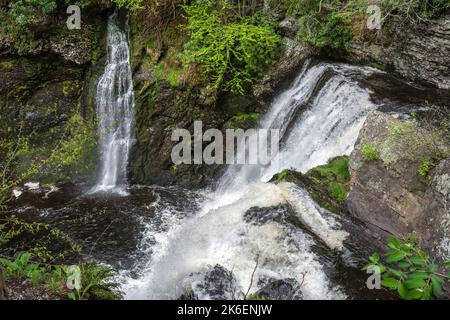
[[92, 13, 135, 193], [121, 60, 384, 299], [8, 25, 443, 299]]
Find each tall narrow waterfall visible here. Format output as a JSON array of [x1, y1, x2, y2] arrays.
[[93, 13, 135, 193]]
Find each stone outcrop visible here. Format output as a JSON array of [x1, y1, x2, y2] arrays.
[[347, 111, 449, 259], [0, 8, 108, 185], [345, 13, 450, 89], [252, 37, 313, 102]]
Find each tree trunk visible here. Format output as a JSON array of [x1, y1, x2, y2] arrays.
[[0, 267, 8, 300]]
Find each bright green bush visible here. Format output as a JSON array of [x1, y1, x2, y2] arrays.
[[182, 1, 280, 95], [363, 236, 450, 300]]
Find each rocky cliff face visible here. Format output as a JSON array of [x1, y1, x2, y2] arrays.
[[0, 7, 108, 184], [347, 111, 449, 260], [345, 13, 450, 89]]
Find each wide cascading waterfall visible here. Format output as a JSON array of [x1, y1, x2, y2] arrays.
[[92, 13, 135, 193], [123, 60, 382, 299]]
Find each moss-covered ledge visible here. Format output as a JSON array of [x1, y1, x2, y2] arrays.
[[270, 156, 350, 213]]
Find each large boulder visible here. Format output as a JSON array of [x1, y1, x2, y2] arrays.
[[347, 111, 449, 259]]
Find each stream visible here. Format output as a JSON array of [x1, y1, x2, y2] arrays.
[[6, 14, 449, 300]]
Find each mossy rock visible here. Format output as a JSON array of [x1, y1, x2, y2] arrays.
[[224, 112, 260, 130], [271, 156, 350, 213]]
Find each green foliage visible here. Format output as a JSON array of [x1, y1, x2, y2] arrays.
[[182, 0, 280, 95], [418, 159, 432, 177], [361, 143, 381, 161], [224, 113, 260, 130], [0, 252, 47, 285], [380, 0, 450, 23], [112, 0, 143, 11], [0, 251, 122, 300], [363, 236, 450, 300], [0, 112, 97, 208], [0, 217, 81, 264], [328, 182, 347, 203], [298, 10, 353, 50], [75, 263, 123, 300], [273, 0, 450, 50], [308, 156, 351, 203], [8, 0, 57, 28]]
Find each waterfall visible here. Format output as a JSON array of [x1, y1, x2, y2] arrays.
[[92, 13, 135, 193], [123, 60, 381, 300]]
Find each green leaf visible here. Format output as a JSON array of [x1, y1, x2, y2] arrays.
[[381, 278, 399, 289], [405, 289, 423, 300], [429, 264, 438, 273], [439, 261, 450, 267], [398, 261, 410, 269], [369, 252, 380, 263], [388, 236, 401, 250], [421, 285, 432, 300], [67, 292, 76, 300], [408, 271, 429, 280], [404, 278, 426, 289], [388, 268, 404, 278], [397, 282, 408, 299], [410, 256, 425, 266], [386, 251, 406, 263], [431, 276, 443, 296]]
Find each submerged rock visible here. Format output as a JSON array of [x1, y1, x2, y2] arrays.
[[347, 111, 449, 260], [187, 265, 239, 300], [254, 278, 303, 300]]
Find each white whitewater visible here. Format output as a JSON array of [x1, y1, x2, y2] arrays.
[[123, 60, 381, 299], [92, 13, 135, 193]]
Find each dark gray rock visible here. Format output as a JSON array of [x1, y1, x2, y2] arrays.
[[254, 278, 303, 300], [253, 38, 313, 102], [279, 18, 300, 38], [346, 14, 450, 89], [193, 265, 239, 300]]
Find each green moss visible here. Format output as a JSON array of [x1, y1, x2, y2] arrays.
[[361, 143, 381, 161], [271, 156, 350, 211], [224, 113, 260, 130], [306, 156, 350, 204]]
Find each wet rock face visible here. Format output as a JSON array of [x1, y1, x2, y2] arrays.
[[347, 14, 450, 89], [347, 111, 449, 259], [254, 278, 303, 300], [252, 38, 313, 102], [194, 265, 238, 300]]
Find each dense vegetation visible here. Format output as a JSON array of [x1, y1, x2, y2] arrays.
[[182, 1, 280, 95], [364, 236, 450, 300], [272, 0, 450, 50]]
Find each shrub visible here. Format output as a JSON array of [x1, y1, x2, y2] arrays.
[[361, 143, 380, 161], [8, 0, 57, 27], [363, 236, 450, 300], [112, 0, 143, 11], [0, 252, 123, 300], [182, 0, 280, 95], [74, 263, 122, 300], [297, 10, 353, 50]]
